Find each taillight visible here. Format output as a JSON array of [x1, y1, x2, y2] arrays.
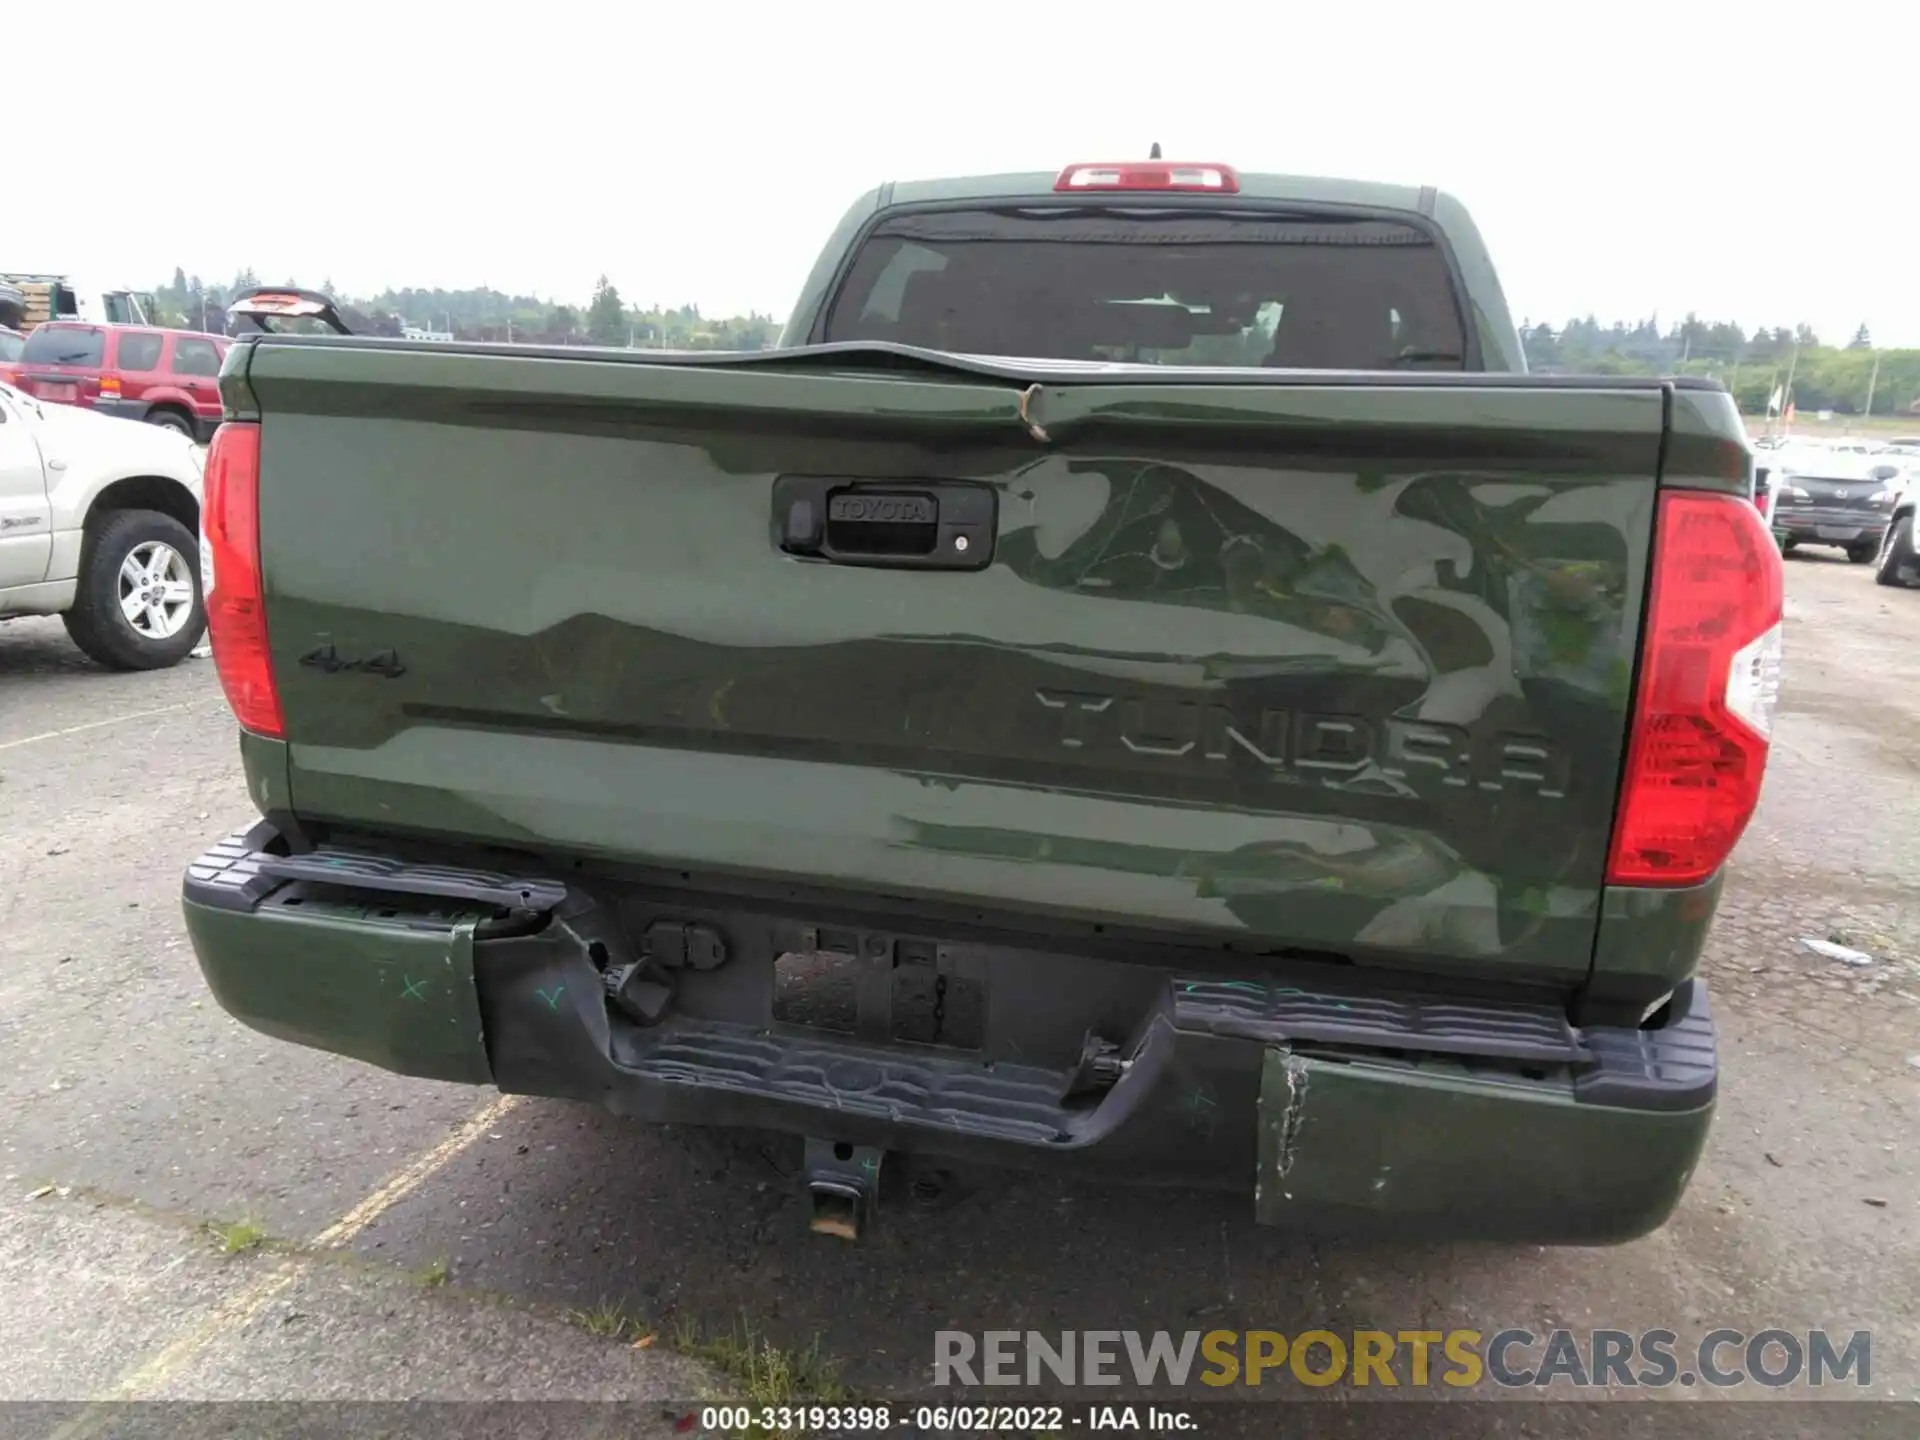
[[1054, 162, 1239, 193], [1606, 491, 1784, 886], [201, 421, 283, 738]]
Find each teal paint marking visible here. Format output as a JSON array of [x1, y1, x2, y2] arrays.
[[401, 976, 430, 1002], [535, 985, 566, 1011], [1185, 1087, 1219, 1130], [860, 1155, 880, 1178]]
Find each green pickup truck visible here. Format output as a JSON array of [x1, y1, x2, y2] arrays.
[[183, 159, 1782, 1244]]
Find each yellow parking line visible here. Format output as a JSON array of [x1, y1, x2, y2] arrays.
[[0, 704, 197, 753], [47, 1093, 523, 1434], [312, 1093, 523, 1250]]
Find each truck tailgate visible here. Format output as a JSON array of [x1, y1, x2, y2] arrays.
[[239, 342, 1671, 977]]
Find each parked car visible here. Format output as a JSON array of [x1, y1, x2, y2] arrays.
[[1876, 473, 1920, 587], [183, 157, 1778, 1248], [0, 380, 206, 668], [0, 325, 22, 374], [9, 322, 230, 441], [1769, 454, 1902, 561]]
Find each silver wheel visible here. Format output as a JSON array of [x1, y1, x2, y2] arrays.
[[118, 540, 196, 640]]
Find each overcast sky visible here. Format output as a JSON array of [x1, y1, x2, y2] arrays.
[[17, 1, 1912, 344]]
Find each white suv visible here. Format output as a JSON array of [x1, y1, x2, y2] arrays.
[[0, 381, 207, 668]]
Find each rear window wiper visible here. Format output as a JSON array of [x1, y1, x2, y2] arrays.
[[1388, 350, 1464, 367]]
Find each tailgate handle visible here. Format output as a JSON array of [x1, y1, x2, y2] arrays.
[[773, 477, 994, 571]]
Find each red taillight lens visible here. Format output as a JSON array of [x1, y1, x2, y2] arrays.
[[202, 422, 283, 738], [1606, 490, 1784, 886]]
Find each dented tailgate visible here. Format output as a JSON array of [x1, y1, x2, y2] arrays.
[[239, 341, 1667, 978]]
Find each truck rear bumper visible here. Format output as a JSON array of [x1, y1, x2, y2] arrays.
[[183, 822, 1715, 1244]]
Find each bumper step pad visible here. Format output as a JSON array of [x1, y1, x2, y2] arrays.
[[1175, 977, 1582, 1064], [1178, 975, 1715, 1112], [612, 1012, 1177, 1148], [185, 823, 569, 914]]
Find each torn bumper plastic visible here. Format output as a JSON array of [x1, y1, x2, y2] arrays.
[[1255, 993, 1714, 1242], [183, 822, 1716, 1244]]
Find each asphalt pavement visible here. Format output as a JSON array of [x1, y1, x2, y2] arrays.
[[1, 553, 1916, 1438]]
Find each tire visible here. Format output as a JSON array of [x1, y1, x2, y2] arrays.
[[145, 409, 194, 437], [1876, 515, 1918, 589], [1847, 541, 1877, 564], [61, 509, 205, 670]]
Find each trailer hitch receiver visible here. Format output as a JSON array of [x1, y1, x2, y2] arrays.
[[804, 1139, 884, 1241]]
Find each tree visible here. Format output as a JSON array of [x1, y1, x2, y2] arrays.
[[1520, 322, 1560, 369], [1848, 324, 1872, 350], [548, 305, 579, 339], [586, 275, 625, 345]]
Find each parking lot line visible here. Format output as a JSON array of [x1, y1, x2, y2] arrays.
[[308, 1093, 523, 1251], [45, 1093, 523, 1434], [0, 704, 199, 753]]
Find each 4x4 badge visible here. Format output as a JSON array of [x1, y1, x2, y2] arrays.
[[298, 644, 406, 678]]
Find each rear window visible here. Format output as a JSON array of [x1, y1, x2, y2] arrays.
[[822, 209, 1467, 369], [116, 332, 165, 371], [171, 337, 222, 376], [21, 325, 105, 367]]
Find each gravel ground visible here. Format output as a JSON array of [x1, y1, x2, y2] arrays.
[[0, 551, 1915, 1438]]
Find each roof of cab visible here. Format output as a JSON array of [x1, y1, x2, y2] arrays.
[[883, 168, 1433, 214]]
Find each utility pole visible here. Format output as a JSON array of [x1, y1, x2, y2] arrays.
[[1781, 342, 1801, 435], [1864, 349, 1881, 420]]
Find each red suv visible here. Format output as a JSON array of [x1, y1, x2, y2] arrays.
[[8, 322, 229, 441]]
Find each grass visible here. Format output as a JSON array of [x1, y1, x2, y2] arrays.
[[561, 1302, 863, 1438], [674, 1317, 852, 1408], [415, 1257, 450, 1288], [568, 1297, 641, 1341], [207, 1217, 268, 1255]]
